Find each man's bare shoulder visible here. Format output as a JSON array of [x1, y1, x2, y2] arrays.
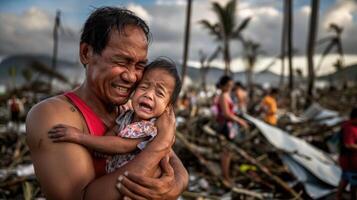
[[28, 95, 75, 116], [25, 95, 96, 199], [26, 95, 83, 150]]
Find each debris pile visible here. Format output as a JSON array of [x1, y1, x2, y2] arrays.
[[174, 103, 344, 200], [0, 129, 42, 199]]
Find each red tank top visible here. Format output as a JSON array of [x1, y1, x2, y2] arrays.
[[217, 94, 234, 124], [64, 92, 107, 177]]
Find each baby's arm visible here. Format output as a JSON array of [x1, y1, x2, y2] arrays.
[[48, 124, 143, 154]]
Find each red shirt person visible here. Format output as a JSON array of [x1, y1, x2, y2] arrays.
[[337, 107, 357, 200]]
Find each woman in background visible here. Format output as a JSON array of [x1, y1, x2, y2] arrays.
[[215, 75, 249, 185]]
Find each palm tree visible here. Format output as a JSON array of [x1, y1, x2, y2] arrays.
[[306, 0, 320, 106], [181, 0, 192, 87], [242, 39, 261, 96], [198, 46, 221, 92], [315, 23, 344, 72], [8, 66, 17, 89], [199, 0, 251, 75]]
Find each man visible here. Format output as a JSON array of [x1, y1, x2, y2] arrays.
[[337, 107, 357, 200], [26, 7, 188, 199], [260, 88, 278, 125]]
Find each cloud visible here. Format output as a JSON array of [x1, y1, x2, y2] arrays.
[[318, 0, 357, 56], [0, 0, 356, 77], [322, 0, 356, 28], [0, 6, 79, 62], [127, 3, 152, 23], [155, 0, 187, 6]]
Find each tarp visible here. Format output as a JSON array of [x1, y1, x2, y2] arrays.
[[284, 103, 344, 126], [302, 103, 344, 126], [244, 114, 341, 199], [281, 155, 336, 199]]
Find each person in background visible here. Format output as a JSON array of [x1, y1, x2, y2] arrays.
[[233, 81, 248, 114], [337, 107, 357, 200], [215, 75, 249, 186], [8, 95, 23, 132], [260, 88, 279, 125]]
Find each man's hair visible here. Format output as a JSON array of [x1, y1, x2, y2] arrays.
[[80, 7, 151, 55], [216, 75, 232, 89], [350, 107, 357, 119], [143, 58, 182, 105]]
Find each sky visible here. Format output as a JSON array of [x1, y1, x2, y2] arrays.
[[0, 0, 357, 76]]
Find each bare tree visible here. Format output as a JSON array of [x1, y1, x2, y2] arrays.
[[286, 0, 294, 91], [181, 0, 192, 87], [198, 46, 221, 92], [50, 10, 61, 93], [279, 0, 288, 86], [306, 0, 320, 106]]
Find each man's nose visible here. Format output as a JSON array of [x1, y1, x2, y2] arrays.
[[121, 68, 137, 84]]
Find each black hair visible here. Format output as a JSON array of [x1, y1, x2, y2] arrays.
[[270, 88, 279, 95], [350, 107, 357, 119], [216, 75, 232, 89], [234, 81, 246, 90], [80, 7, 151, 55], [143, 58, 182, 105]]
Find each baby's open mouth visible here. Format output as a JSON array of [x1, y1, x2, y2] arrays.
[[139, 102, 153, 112]]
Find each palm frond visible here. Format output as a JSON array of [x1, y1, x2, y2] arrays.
[[212, 2, 227, 35], [232, 17, 251, 38], [225, 0, 237, 33], [199, 20, 221, 39], [208, 46, 222, 63]]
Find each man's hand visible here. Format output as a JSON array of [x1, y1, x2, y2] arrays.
[[116, 156, 175, 200], [154, 106, 176, 148], [48, 124, 83, 143]]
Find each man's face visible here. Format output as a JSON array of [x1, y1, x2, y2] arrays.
[[131, 69, 175, 120], [85, 25, 148, 105]]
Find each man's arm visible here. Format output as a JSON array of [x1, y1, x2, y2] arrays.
[[345, 144, 357, 151], [28, 99, 187, 200], [115, 151, 188, 200], [48, 124, 143, 154], [26, 97, 97, 199], [84, 107, 188, 200]]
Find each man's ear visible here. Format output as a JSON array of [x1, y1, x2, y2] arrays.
[[79, 43, 93, 66]]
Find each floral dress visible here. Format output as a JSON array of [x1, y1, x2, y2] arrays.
[[106, 110, 157, 173]]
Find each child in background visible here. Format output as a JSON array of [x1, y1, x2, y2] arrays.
[[48, 58, 181, 174]]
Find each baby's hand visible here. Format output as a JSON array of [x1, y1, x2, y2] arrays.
[[48, 124, 83, 143]]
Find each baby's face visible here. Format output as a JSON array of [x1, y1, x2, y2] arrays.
[[131, 68, 175, 120]]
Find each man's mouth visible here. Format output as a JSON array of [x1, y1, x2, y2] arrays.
[[111, 83, 130, 93]]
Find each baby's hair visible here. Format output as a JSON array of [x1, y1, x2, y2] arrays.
[[144, 58, 182, 105]]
